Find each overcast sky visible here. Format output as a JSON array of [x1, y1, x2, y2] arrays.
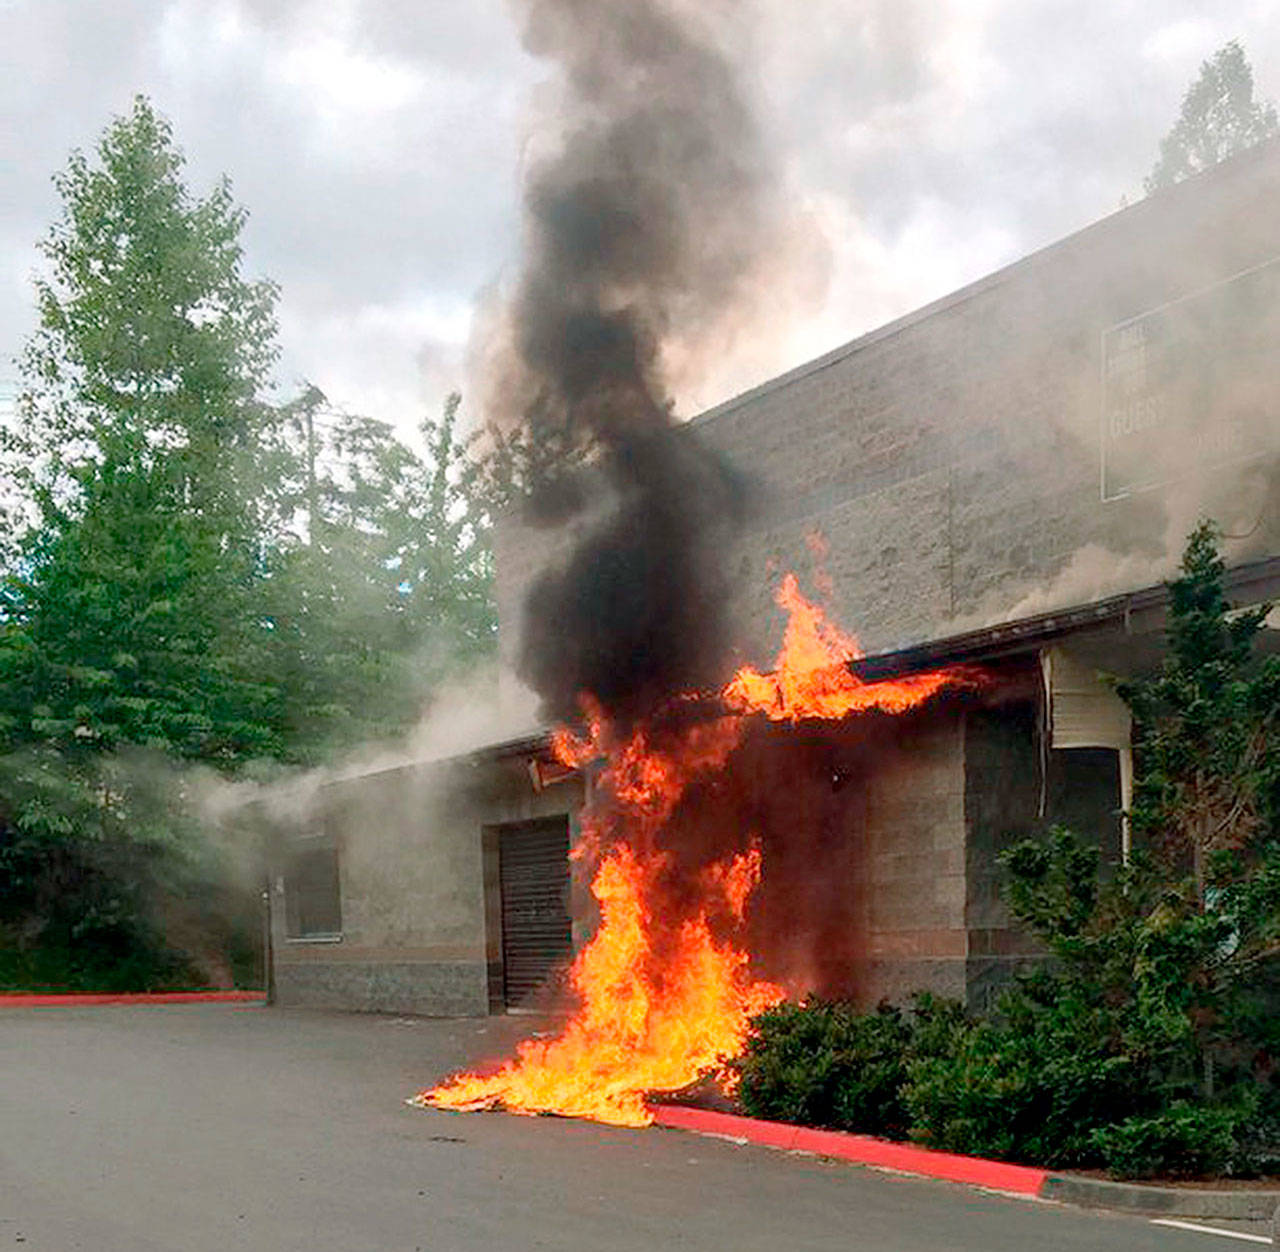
[[3, 1, 1279, 438]]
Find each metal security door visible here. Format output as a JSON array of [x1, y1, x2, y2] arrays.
[[498, 818, 572, 1008]]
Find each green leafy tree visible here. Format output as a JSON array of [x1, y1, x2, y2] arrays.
[[1146, 40, 1279, 193], [0, 746, 258, 991], [0, 96, 502, 988]]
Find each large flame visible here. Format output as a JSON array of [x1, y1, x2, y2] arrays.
[[417, 572, 971, 1127], [724, 572, 960, 720]]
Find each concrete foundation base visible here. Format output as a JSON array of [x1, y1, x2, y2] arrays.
[[274, 961, 488, 1017]]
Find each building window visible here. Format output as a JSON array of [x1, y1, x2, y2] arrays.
[[284, 841, 342, 940]]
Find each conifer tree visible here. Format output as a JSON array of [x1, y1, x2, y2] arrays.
[[1, 96, 283, 763], [1146, 41, 1278, 192]]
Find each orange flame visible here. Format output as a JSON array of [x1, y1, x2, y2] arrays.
[[723, 572, 963, 720], [419, 742, 782, 1126], [421, 843, 780, 1126], [417, 569, 972, 1127]]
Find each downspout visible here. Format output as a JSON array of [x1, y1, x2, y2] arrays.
[[1120, 596, 1134, 866], [1118, 745, 1134, 866]]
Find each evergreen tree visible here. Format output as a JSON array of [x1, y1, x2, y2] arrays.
[[0, 97, 281, 988], [0, 96, 501, 987], [1124, 522, 1280, 907], [264, 390, 496, 755], [1, 96, 284, 764], [1146, 41, 1278, 193]]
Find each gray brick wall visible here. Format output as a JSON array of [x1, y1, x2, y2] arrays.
[[859, 708, 968, 1004], [496, 142, 1280, 671], [270, 756, 585, 1016]]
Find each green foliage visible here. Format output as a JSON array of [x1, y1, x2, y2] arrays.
[[1122, 522, 1280, 911], [732, 999, 912, 1134], [731, 994, 967, 1139], [263, 389, 496, 756], [0, 97, 500, 988], [0, 748, 257, 990], [903, 975, 1139, 1167], [1146, 41, 1278, 193], [1, 95, 285, 765], [1092, 1102, 1246, 1180]]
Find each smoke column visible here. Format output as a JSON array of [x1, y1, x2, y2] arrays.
[[492, 0, 783, 728]]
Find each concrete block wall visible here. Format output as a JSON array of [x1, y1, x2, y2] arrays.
[[272, 757, 584, 1017], [858, 708, 969, 1004], [495, 141, 1280, 674], [671, 709, 969, 1008]]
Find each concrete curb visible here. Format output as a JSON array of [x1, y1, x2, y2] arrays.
[[650, 1105, 1280, 1221], [0, 990, 266, 1007], [1041, 1173, 1280, 1221]]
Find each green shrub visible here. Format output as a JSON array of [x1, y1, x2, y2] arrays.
[[1092, 1101, 1244, 1179], [902, 997, 1137, 1167], [0, 747, 260, 991], [732, 999, 914, 1136], [731, 993, 969, 1139]]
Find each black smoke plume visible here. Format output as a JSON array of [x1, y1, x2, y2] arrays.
[[497, 0, 778, 729]]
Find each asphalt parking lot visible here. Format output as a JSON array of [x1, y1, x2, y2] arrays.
[[0, 1003, 1272, 1250]]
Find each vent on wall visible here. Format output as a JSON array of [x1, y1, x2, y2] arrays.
[[1041, 646, 1131, 750]]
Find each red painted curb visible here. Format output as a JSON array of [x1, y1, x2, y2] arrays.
[[0, 990, 266, 1007], [649, 1105, 1050, 1196]]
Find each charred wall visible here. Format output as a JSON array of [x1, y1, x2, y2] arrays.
[[715, 675, 1124, 1011], [697, 702, 969, 1007], [964, 695, 1123, 1010]]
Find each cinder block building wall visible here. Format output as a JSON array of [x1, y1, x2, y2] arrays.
[[497, 138, 1280, 668], [274, 142, 1280, 1015], [860, 712, 969, 1004], [268, 755, 585, 1016], [482, 142, 1280, 1010]]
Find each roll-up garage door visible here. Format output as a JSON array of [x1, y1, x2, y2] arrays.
[[499, 818, 572, 1008]]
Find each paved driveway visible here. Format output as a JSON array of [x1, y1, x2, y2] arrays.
[[0, 1004, 1269, 1250]]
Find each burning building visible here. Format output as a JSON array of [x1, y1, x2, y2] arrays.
[[264, 133, 1280, 1038]]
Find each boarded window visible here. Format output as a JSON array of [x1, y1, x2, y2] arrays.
[[284, 842, 342, 939]]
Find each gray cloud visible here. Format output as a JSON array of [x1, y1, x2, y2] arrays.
[[2, 1, 1279, 433]]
